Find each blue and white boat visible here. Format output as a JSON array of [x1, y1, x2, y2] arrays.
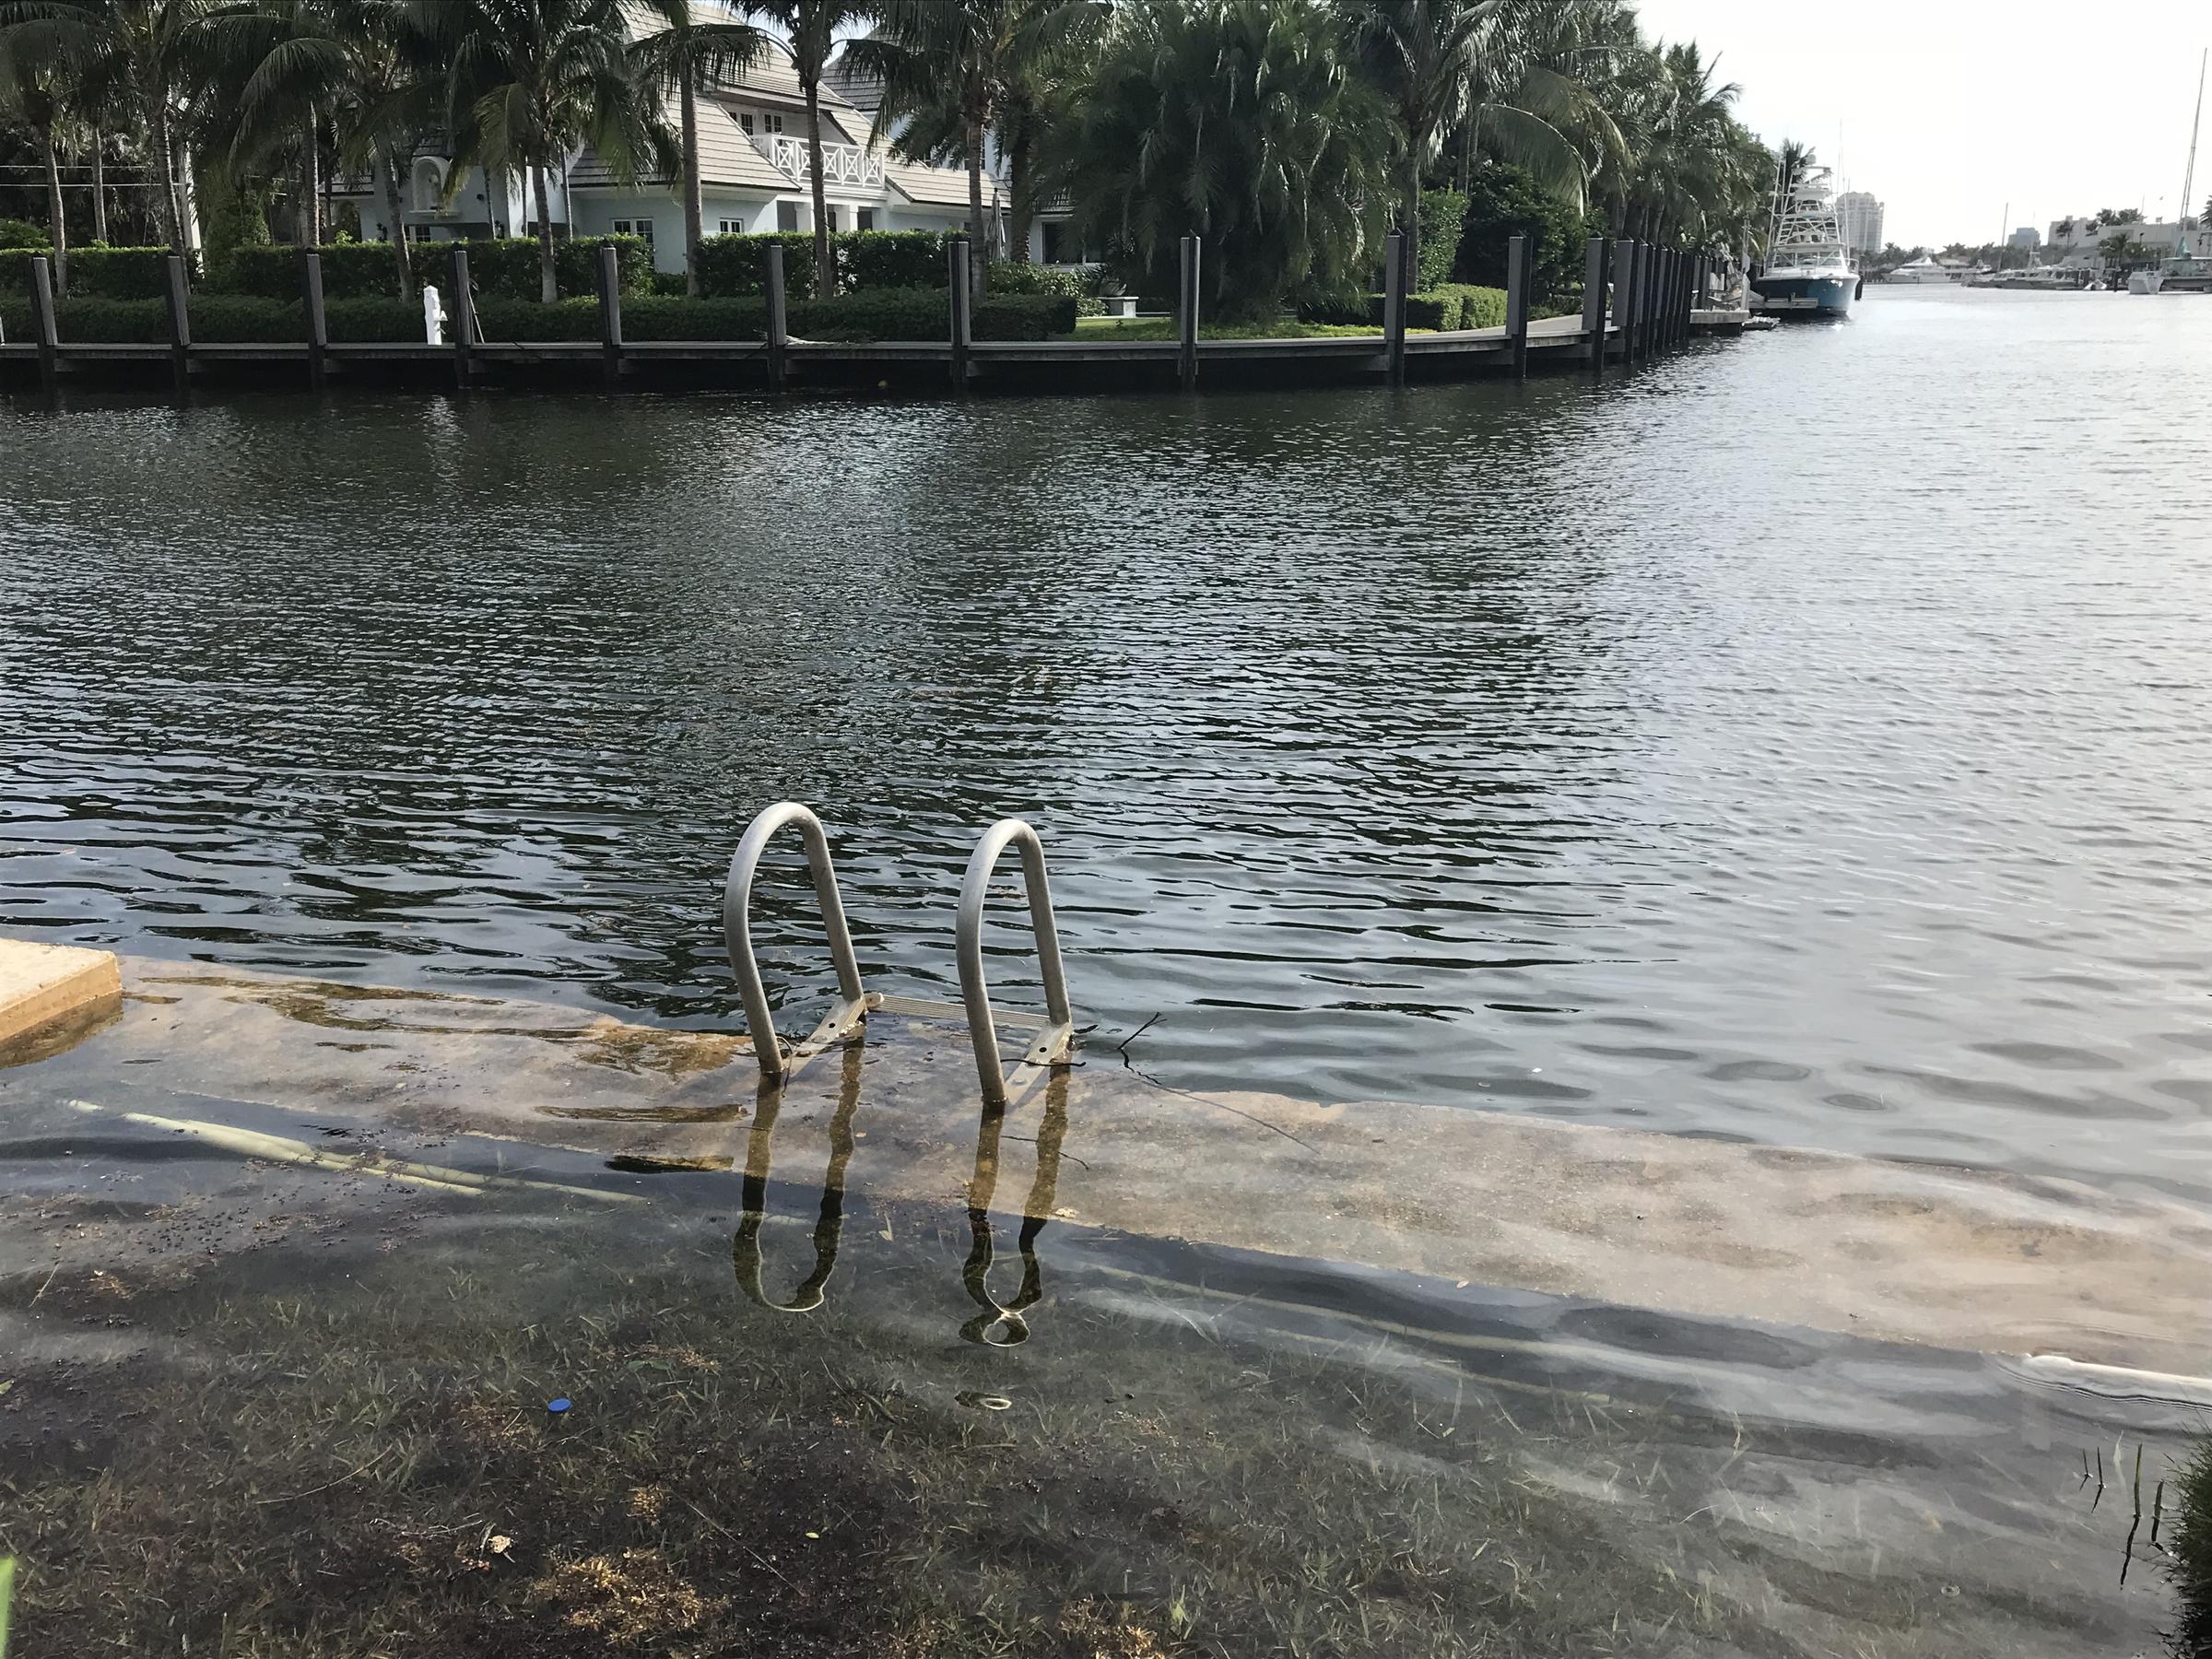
[[1750, 163, 1860, 318]]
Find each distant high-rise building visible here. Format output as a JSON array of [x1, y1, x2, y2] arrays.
[[1836, 191, 1885, 258], [2007, 226, 2040, 250]]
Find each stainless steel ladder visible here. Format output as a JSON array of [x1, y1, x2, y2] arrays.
[[723, 802, 1078, 1101]]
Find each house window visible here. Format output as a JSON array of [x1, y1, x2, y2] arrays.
[[857, 208, 876, 232], [1041, 220, 1070, 265], [718, 218, 746, 236], [825, 206, 842, 234], [764, 112, 784, 134], [776, 201, 800, 232], [612, 218, 654, 247]]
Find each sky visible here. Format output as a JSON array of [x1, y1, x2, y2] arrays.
[[1632, 0, 2211, 249]]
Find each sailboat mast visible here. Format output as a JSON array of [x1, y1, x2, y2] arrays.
[[2181, 49, 2206, 257]]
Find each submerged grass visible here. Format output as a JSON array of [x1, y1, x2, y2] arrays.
[[0, 1198, 1750, 1658], [2177, 1437, 2212, 1655]]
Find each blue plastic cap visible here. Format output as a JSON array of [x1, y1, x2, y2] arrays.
[[547, 1397, 571, 1415]]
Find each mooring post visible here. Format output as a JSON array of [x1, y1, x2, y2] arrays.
[[1382, 226, 1407, 386], [1504, 232, 1531, 382], [160, 253, 192, 394], [28, 254, 58, 393], [448, 245, 474, 391], [1177, 233, 1200, 393], [595, 243, 623, 387], [299, 248, 327, 390], [947, 236, 971, 393], [1618, 239, 1637, 365], [1579, 235, 1607, 372], [1642, 247, 1661, 358], [765, 241, 788, 392]]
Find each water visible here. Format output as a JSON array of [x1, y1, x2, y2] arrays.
[[6, 286, 2210, 1205]]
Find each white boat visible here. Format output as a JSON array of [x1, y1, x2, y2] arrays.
[[1750, 163, 1860, 317], [1887, 253, 1955, 284], [2133, 49, 2206, 296]]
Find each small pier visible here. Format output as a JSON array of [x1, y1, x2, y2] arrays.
[[2, 232, 1751, 398]]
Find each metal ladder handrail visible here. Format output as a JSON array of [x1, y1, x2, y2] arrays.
[[956, 818, 1076, 1106], [724, 801, 880, 1080]]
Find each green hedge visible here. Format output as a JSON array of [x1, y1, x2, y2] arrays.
[[1417, 190, 1467, 290], [70, 245, 182, 300], [694, 229, 950, 300], [2, 284, 1073, 345], [694, 231, 824, 300], [0, 218, 47, 249], [843, 230, 947, 290], [209, 236, 653, 301], [1, 247, 43, 292]]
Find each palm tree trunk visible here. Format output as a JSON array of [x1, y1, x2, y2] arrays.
[[149, 97, 184, 251], [680, 72, 703, 299], [806, 81, 831, 296], [534, 161, 557, 302], [380, 147, 414, 302], [90, 132, 109, 242], [40, 126, 66, 295], [1405, 144, 1422, 292], [965, 115, 986, 302], [1008, 141, 1031, 264], [300, 118, 322, 244]]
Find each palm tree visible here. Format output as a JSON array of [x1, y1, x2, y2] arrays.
[[629, 0, 765, 299], [1049, 0, 1394, 320], [210, 0, 445, 298], [848, 0, 1100, 300], [742, 1, 871, 298], [0, 0, 217, 249], [1346, 0, 1487, 288], [412, 0, 674, 302], [0, 45, 69, 287]]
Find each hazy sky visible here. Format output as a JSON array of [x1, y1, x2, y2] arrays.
[[1633, 0, 2210, 248]]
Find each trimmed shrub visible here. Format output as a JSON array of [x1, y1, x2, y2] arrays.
[[1433, 282, 1507, 329], [841, 229, 944, 290], [70, 246, 182, 300], [553, 235, 653, 298], [41, 296, 171, 341], [324, 297, 423, 342], [974, 292, 1077, 340], [789, 286, 942, 339], [619, 294, 766, 341], [650, 269, 689, 297], [694, 231, 823, 300], [190, 295, 304, 342], [1417, 189, 1467, 290], [0, 218, 48, 249], [219, 241, 415, 300], [472, 296, 600, 340], [1, 248, 47, 293]]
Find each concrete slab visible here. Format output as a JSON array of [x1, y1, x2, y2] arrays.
[[0, 937, 123, 1051], [7, 955, 2210, 1382]]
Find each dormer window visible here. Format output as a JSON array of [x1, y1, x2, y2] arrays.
[[738, 112, 754, 135]]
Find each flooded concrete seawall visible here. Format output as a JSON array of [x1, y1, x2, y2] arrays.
[[8, 949, 2209, 1384]]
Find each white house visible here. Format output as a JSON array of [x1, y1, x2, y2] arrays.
[[2044, 214, 2205, 268], [336, 32, 1006, 273]]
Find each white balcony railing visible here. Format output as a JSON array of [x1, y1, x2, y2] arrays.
[[761, 133, 885, 190]]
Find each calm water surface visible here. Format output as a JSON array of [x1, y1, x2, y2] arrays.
[[6, 287, 2210, 1203]]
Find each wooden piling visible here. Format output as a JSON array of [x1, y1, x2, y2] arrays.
[[947, 237, 971, 393], [1382, 227, 1407, 387], [1177, 234, 1200, 393], [765, 241, 788, 392], [1504, 232, 1531, 382], [28, 254, 59, 393], [1618, 236, 1637, 367], [299, 249, 327, 390], [161, 253, 191, 394], [448, 245, 474, 391], [1580, 236, 1607, 374], [595, 243, 623, 387]]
